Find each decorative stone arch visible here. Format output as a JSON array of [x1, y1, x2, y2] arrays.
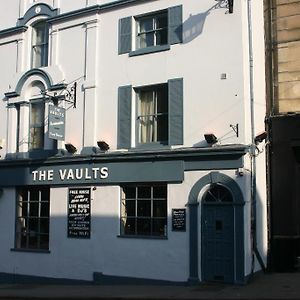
[[187, 171, 245, 284], [17, 3, 58, 26], [5, 69, 66, 99]]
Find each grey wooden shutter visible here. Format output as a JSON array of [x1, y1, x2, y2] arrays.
[[117, 85, 132, 149], [168, 78, 183, 145], [168, 5, 183, 45], [118, 17, 132, 54]]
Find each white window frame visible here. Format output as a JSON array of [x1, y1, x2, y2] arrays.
[[31, 20, 49, 68], [135, 10, 168, 50], [135, 83, 169, 146]]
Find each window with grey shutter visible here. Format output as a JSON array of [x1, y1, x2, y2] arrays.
[[168, 5, 183, 45], [168, 78, 183, 145], [117, 85, 132, 149], [118, 17, 132, 54]]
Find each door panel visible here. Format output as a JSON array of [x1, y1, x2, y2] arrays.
[[202, 205, 234, 283]]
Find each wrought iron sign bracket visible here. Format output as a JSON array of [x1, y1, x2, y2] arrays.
[[214, 0, 234, 14], [42, 82, 77, 108], [230, 123, 239, 137], [63, 82, 77, 108]]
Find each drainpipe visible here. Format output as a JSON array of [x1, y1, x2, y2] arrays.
[[247, 0, 266, 274]]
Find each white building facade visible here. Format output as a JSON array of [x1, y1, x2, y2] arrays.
[[0, 0, 267, 284]]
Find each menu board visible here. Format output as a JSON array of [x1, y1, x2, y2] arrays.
[[68, 188, 91, 238], [172, 209, 186, 231]]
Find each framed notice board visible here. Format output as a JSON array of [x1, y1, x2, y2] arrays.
[[172, 209, 186, 231], [68, 188, 91, 238]]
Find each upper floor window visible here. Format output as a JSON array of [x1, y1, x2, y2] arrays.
[[117, 78, 183, 149], [118, 5, 182, 56], [136, 11, 168, 49], [31, 20, 49, 68], [29, 101, 45, 150], [137, 84, 168, 145]]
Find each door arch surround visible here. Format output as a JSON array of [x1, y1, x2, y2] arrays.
[[187, 171, 245, 284]]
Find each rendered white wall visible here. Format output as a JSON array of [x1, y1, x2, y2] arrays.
[[98, 0, 247, 150]]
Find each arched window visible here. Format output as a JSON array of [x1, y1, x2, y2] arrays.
[[203, 184, 233, 203], [31, 20, 49, 68]]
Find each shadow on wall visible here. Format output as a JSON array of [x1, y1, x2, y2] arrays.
[[183, 0, 232, 44]]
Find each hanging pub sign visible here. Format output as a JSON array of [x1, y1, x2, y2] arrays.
[[172, 209, 186, 231], [48, 105, 65, 141], [68, 188, 91, 239]]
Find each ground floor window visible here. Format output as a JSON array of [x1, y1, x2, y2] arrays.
[[121, 184, 167, 237], [15, 186, 50, 250]]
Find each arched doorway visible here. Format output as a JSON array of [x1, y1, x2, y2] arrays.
[[188, 172, 245, 284], [201, 184, 235, 283]]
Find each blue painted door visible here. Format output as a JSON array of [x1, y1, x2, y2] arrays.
[[201, 204, 235, 283]]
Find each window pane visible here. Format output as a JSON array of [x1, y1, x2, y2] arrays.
[[203, 185, 233, 203], [139, 17, 154, 32], [156, 14, 167, 29], [121, 217, 135, 235], [41, 201, 49, 217], [153, 200, 167, 217], [29, 236, 38, 249], [138, 186, 151, 199], [41, 188, 50, 201], [31, 103, 44, 126], [137, 200, 151, 216], [153, 185, 167, 198], [30, 188, 39, 201], [124, 200, 136, 216], [30, 102, 44, 149], [156, 29, 168, 46], [157, 86, 168, 113], [157, 115, 168, 142], [29, 201, 39, 217], [39, 234, 49, 250], [137, 218, 151, 235], [33, 22, 47, 44], [20, 201, 28, 218], [28, 218, 38, 233], [30, 127, 44, 149], [20, 189, 28, 202], [138, 32, 154, 48], [123, 186, 136, 199], [153, 219, 167, 236], [40, 219, 49, 234]]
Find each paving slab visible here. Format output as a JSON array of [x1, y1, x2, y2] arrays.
[[0, 272, 300, 300]]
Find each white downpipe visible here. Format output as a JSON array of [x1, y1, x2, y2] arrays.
[[247, 0, 266, 274]]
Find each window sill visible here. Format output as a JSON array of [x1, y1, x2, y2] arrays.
[[11, 248, 50, 254], [117, 235, 167, 240], [129, 45, 170, 57], [132, 143, 170, 151]]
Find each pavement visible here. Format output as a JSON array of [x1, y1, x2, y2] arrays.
[[0, 272, 300, 300]]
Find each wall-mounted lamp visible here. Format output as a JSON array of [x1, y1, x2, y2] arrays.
[[204, 133, 218, 145], [254, 131, 267, 144], [97, 141, 110, 152], [65, 143, 77, 154]]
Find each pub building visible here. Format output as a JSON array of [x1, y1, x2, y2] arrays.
[[0, 0, 267, 284]]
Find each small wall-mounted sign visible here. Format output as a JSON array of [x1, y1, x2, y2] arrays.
[[48, 106, 65, 141], [172, 208, 186, 231], [68, 188, 91, 239]]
